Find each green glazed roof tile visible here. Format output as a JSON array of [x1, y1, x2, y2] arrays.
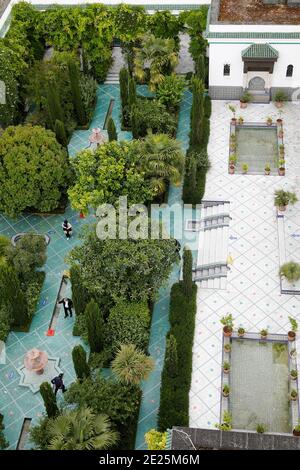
[[242, 43, 279, 59]]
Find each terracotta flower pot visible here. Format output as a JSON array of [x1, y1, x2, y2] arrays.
[[275, 102, 283, 109], [291, 394, 298, 401], [288, 331, 296, 341], [240, 101, 247, 109], [293, 429, 300, 437], [278, 168, 285, 176], [231, 118, 237, 125], [222, 391, 230, 398], [265, 170, 271, 176], [223, 326, 233, 337], [277, 119, 283, 124], [278, 131, 284, 139], [261, 334, 268, 340], [278, 204, 287, 211], [291, 374, 298, 381], [229, 165, 235, 175], [223, 368, 230, 375]]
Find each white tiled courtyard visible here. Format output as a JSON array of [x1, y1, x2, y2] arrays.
[[190, 100, 300, 428]]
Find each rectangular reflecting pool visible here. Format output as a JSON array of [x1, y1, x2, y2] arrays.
[[230, 339, 291, 434], [235, 125, 279, 174]]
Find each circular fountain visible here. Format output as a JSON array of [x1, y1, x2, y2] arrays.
[[24, 348, 48, 375]]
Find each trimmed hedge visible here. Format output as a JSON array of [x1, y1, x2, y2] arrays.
[[158, 281, 197, 430]]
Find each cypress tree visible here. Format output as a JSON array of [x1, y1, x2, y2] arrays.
[[85, 299, 104, 353], [54, 119, 68, 147], [195, 54, 206, 82], [119, 67, 129, 127], [70, 265, 89, 316], [0, 263, 28, 327], [182, 247, 193, 297], [165, 334, 178, 378], [107, 117, 118, 142], [128, 77, 137, 111], [46, 81, 64, 130], [131, 105, 139, 139], [190, 77, 204, 148], [68, 60, 87, 126], [39, 382, 59, 418], [72, 345, 90, 380]]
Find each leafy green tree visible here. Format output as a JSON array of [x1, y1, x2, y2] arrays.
[[54, 120, 68, 147], [119, 67, 129, 126], [72, 345, 90, 380], [148, 11, 184, 39], [68, 60, 87, 126], [85, 300, 104, 353], [46, 81, 64, 129], [39, 382, 59, 418], [156, 74, 185, 110], [107, 117, 117, 142], [0, 263, 28, 327], [190, 77, 204, 148], [114, 4, 147, 42], [70, 265, 90, 315], [130, 99, 177, 139], [112, 344, 154, 385], [0, 125, 71, 217], [145, 429, 167, 450], [128, 77, 137, 112], [165, 334, 178, 378], [195, 54, 205, 82], [0, 236, 10, 262], [69, 227, 179, 303], [183, 247, 193, 297], [0, 413, 9, 449]]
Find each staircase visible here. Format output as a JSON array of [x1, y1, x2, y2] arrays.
[[193, 201, 231, 289], [104, 47, 125, 85]]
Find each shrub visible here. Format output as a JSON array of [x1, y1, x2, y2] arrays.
[[145, 429, 167, 450], [156, 74, 185, 110], [70, 264, 90, 316], [0, 413, 9, 449], [54, 120, 68, 147], [112, 344, 154, 386], [85, 300, 104, 353], [107, 117, 118, 142], [131, 99, 177, 139], [190, 77, 204, 147], [183, 148, 210, 205], [183, 248, 193, 297], [119, 67, 129, 127], [0, 125, 71, 217], [106, 301, 150, 353], [0, 306, 11, 342], [80, 74, 97, 122], [68, 60, 87, 126], [195, 54, 205, 82], [0, 263, 28, 328], [72, 344, 90, 380], [39, 382, 59, 418], [274, 190, 298, 208], [158, 282, 197, 430], [164, 334, 178, 378], [280, 262, 300, 283]]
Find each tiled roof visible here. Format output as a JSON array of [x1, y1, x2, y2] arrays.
[[242, 43, 279, 59], [206, 31, 300, 39]]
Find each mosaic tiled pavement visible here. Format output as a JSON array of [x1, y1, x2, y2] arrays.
[[190, 100, 300, 429]]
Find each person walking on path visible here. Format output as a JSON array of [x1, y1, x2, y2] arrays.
[[62, 219, 73, 239], [51, 373, 67, 395], [58, 297, 73, 318]]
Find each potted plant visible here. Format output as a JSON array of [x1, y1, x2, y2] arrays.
[[223, 361, 230, 374], [238, 116, 244, 125], [279, 144, 285, 156], [230, 141, 237, 152], [222, 384, 230, 397], [266, 116, 273, 126], [290, 389, 298, 401], [274, 190, 298, 211], [228, 105, 237, 124], [277, 109, 284, 124], [229, 163, 235, 175], [221, 314, 234, 337], [278, 128, 284, 139], [265, 163, 271, 175], [229, 155, 237, 175], [242, 163, 249, 174], [280, 263, 300, 285], [239, 91, 251, 109], [287, 316, 298, 341], [215, 411, 232, 431], [291, 369, 298, 380], [273, 90, 288, 109], [278, 159, 285, 176], [260, 328, 268, 340], [224, 343, 231, 353], [290, 348, 297, 359], [238, 327, 245, 337], [293, 421, 300, 436], [256, 423, 267, 434]]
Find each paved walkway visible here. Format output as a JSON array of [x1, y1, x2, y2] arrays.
[[175, 33, 194, 75], [190, 100, 300, 429]]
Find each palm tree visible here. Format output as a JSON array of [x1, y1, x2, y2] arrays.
[[133, 34, 178, 91], [138, 133, 184, 195], [112, 344, 154, 386], [46, 407, 118, 450]]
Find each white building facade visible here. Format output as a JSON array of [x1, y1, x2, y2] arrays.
[[207, 0, 300, 101]]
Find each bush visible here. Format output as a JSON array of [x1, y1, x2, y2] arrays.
[[80, 74, 97, 123], [145, 429, 167, 450], [182, 147, 210, 205], [0, 264, 28, 328], [0, 306, 10, 342], [0, 125, 71, 217], [72, 345, 90, 380], [0, 413, 9, 449], [39, 382, 59, 418], [280, 262, 300, 283], [107, 117, 118, 142], [70, 264, 90, 316], [158, 282, 197, 430], [131, 99, 177, 139], [6, 233, 47, 282], [156, 74, 185, 110], [106, 302, 150, 354], [85, 300, 104, 353]]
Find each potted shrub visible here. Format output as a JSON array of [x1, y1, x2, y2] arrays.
[[224, 343, 231, 353], [290, 369, 298, 381], [215, 411, 232, 431], [273, 90, 288, 109], [287, 316, 298, 341], [265, 163, 271, 175], [239, 91, 251, 109], [228, 105, 237, 124], [290, 348, 297, 359], [238, 327, 245, 337], [222, 384, 230, 397], [221, 314, 234, 337], [223, 361, 230, 374], [290, 389, 298, 401], [277, 109, 283, 124], [274, 190, 298, 211], [238, 116, 244, 125], [278, 159, 285, 176], [279, 144, 285, 156], [260, 328, 268, 340], [256, 423, 267, 434], [242, 163, 249, 174], [266, 116, 273, 126], [229, 155, 237, 175], [293, 421, 300, 437], [278, 128, 284, 139], [229, 163, 235, 175]]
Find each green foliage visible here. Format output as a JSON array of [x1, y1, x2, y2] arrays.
[[0, 413, 9, 449], [114, 4, 147, 42], [148, 11, 184, 39], [183, 248, 193, 297], [215, 411, 232, 431], [68, 140, 154, 213], [68, 60, 87, 126], [195, 54, 206, 82], [0, 263, 28, 328], [0, 43, 20, 126], [204, 95, 212, 118], [70, 264, 90, 316], [112, 344, 154, 386], [85, 300, 104, 353], [156, 74, 185, 110], [159, 282, 197, 430], [145, 429, 167, 450], [131, 99, 177, 139], [106, 301, 150, 354], [190, 77, 204, 147], [180, 8, 209, 60], [0, 306, 11, 342], [274, 190, 298, 208], [0, 236, 10, 260], [79, 74, 97, 122], [289, 316, 298, 333], [107, 117, 118, 142], [119, 67, 129, 127], [46, 81, 64, 129], [72, 345, 90, 380], [69, 226, 179, 304], [54, 119, 68, 147], [280, 262, 300, 283], [0, 125, 71, 217], [39, 382, 59, 418], [128, 77, 137, 112], [165, 334, 178, 378], [183, 148, 210, 205]]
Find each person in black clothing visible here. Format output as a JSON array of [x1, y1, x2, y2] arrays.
[[51, 373, 67, 395], [62, 219, 73, 239], [58, 297, 73, 318]]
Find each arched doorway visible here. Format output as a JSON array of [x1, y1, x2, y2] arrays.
[[248, 76, 265, 91]]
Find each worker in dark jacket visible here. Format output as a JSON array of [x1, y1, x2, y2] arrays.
[[58, 297, 73, 318], [51, 373, 67, 395], [62, 219, 73, 239]]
